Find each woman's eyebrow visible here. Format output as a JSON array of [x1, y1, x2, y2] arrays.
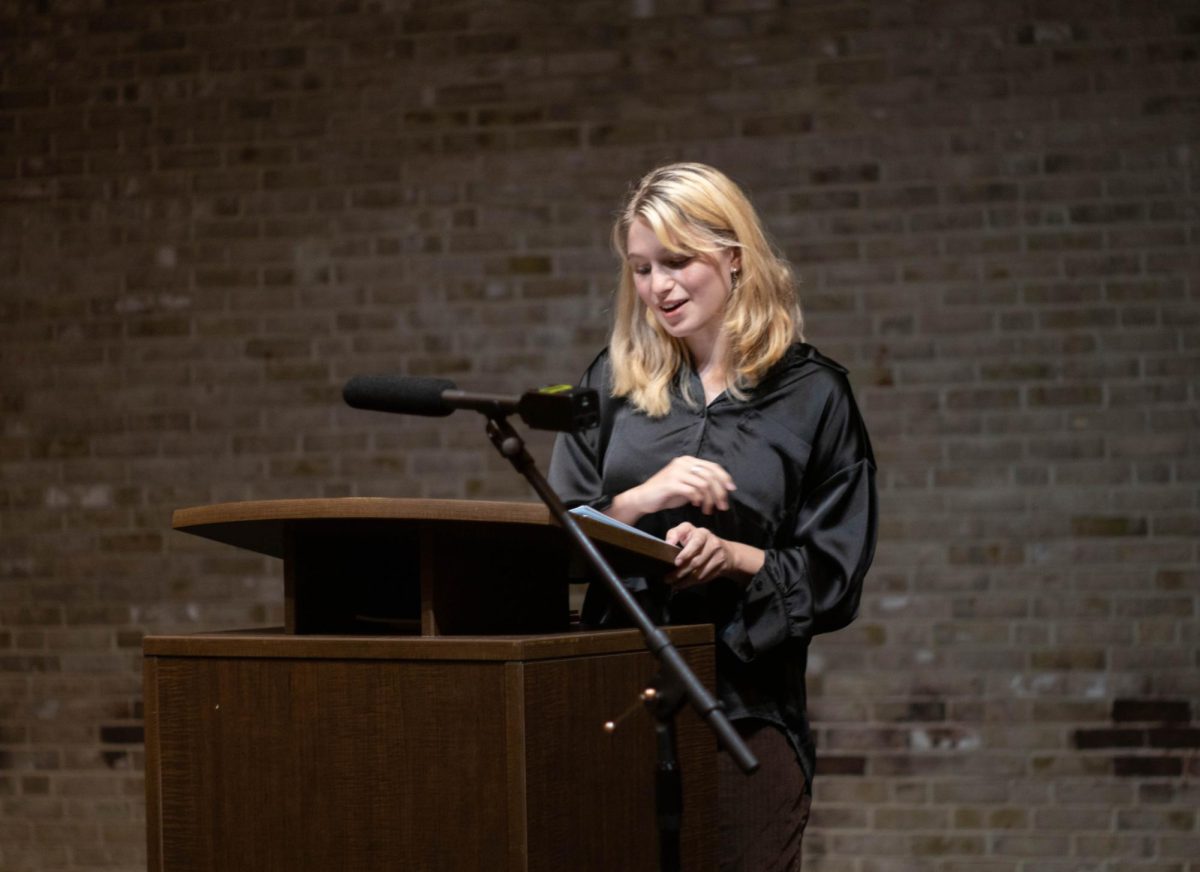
[[628, 244, 683, 259]]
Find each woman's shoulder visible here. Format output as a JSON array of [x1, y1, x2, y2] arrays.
[[765, 342, 853, 393], [762, 343, 874, 462], [577, 347, 613, 388], [575, 347, 630, 418], [791, 341, 847, 373]]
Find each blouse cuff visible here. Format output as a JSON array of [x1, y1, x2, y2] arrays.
[[587, 493, 614, 512], [721, 551, 807, 662]]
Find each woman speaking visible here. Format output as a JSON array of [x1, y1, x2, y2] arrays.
[[549, 163, 877, 871]]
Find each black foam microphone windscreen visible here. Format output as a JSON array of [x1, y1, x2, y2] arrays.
[[342, 375, 457, 417]]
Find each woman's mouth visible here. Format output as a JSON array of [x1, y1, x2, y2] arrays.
[[659, 299, 687, 319]]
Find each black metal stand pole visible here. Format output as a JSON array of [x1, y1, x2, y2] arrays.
[[483, 414, 760, 780], [645, 671, 687, 872]]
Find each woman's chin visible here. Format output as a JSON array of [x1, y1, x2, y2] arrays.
[[656, 317, 692, 337]]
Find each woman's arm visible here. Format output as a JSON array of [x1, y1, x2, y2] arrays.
[[604, 455, 736, 524], [663, 524, 765, 587], [720, 376, 878, 660]]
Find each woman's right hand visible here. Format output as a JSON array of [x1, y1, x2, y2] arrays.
[[605, 456, 737, 525]]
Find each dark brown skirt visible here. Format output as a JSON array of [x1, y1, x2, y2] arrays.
[[717, 722, 812, 872]]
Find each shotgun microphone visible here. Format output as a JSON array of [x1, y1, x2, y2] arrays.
[[343, 375, 600, 433]]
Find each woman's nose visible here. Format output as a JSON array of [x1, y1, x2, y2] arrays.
[[651, 265, 674, 295]]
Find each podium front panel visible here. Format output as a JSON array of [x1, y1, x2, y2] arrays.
[[144, 628, 716, 872]]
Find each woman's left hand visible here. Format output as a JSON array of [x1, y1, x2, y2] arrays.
[[664, 523, 767, 588], [664, 523, 732, 588]]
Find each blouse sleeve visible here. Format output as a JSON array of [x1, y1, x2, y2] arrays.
[[721, 375, 878, 662], [548, 350, 616, 511]]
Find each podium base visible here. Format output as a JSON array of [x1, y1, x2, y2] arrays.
[[144, 627, 716, 872]]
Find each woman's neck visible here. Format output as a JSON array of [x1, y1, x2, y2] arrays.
[[687, 329, 729, 403]]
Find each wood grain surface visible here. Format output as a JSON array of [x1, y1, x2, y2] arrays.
[[172, 497, 678, 565], [145, 627, 716, 872]]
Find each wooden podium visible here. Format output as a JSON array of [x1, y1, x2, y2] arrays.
[[145, 499, 717, 872]]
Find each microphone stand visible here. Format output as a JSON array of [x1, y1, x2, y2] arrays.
[[482, 412, 759, 872], [645, 669, 686, 872]]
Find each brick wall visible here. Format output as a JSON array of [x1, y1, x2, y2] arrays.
[[1, 0, 1197, 868]]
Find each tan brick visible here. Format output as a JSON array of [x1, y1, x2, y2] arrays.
[[3, 2, 1199, 869]]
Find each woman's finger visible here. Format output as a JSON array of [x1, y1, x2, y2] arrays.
[[669, 557, 703, 586], [694, 468, 726, 512], [691, 459, 737, 492], [684, 468, 725, 513], [675, 533, 705, 567], [683, 483, 713, 514], [665, 522, 693, 548], [692, 532, 730, 584], [697, 548, 724, 582], [697, 463, 735, 508]]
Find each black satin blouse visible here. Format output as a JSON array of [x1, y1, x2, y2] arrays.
[[548, 342, 878, 784]]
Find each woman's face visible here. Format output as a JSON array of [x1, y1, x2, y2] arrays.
[[625, 218, 739, 353]]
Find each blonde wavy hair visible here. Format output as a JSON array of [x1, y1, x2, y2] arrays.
[[609, 162, 804, 417]]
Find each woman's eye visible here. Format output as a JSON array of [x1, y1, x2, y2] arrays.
[[667, 256, 692, 269]]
